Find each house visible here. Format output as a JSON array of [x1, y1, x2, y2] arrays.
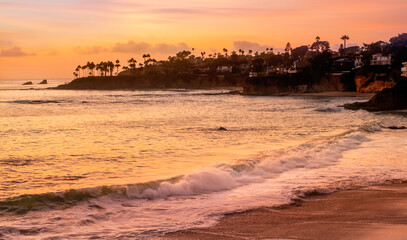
[[371, 54, 392, 65], [402, 62, 407, 77], [354, 56, 363, 68], [249, 72, 258, 77], [333, 58, 355, 72], [342, 46, 360, 55], [217, 66, 233, 73]]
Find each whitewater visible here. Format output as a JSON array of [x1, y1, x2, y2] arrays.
[[0, 79, 406, 239]]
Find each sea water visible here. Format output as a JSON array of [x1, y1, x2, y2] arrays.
[[0, 79, 406, 239]]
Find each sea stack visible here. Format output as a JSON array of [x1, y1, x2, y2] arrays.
[[22, 81, 33, 85], [39, 79, 48, 84]]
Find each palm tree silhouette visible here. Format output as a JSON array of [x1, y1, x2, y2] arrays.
[[142, 54, 151, 65], [75, 66, 81, 78], [128, 58, 136, 69], [81, 65, 87, 77], [115, 60, 121, 75], [223, 48, 228, 57], [316, 36, 320, 42], [341, 35, 350, 49]]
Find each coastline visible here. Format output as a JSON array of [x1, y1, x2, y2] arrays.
[[162, 183, 407, 240]]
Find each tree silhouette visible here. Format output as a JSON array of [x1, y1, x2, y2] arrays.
[[115, 60, 121, 75], [316, 36, 320, 42], [285, 42, 292, 54], [223, 48, 228, 57], [341, 35, 350, 49], [81, 65, 87, 77], [75, 65, 81, 78], [128, 58, 136, 69]]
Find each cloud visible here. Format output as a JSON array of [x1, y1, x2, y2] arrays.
[[0, 47, 35, 57], [75, 41, 190, 55], [233, 41, 274, 52], [111, 41, 151, 53], [74, 46, 109, 54]]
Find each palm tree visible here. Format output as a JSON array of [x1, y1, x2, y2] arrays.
[[115, 60, 121, 75], [201, 51, 206, 59], [316, 36, 320, 42], [341, 35, 350, 49], [142, 54, 151, 65], [75, 66, 81, 78], [223, 48, 228, 57], [81, 65, 87, 77], [128, 58, 136, 69], [248, 50, 253, 55], [88, 62, 95, 76], [107, 61, 114, 76]]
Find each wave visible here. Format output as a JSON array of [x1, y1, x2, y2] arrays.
[[0, 131, 372, 215]]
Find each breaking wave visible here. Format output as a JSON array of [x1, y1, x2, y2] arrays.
[[0, 131, 371, 213]]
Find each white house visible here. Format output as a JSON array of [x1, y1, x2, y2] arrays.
[[217, 66, 232, 73], [402, 62, 407, 77], [371, 54, 391, 65]]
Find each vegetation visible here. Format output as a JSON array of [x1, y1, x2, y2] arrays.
[[69, 33, 407, 89]]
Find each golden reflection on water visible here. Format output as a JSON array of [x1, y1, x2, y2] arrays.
[[1, 89, 406, 199]]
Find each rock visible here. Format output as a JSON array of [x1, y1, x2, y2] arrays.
[[218, 127, 227, 131], [22, 81, 33, 85], [344, 78, 407, 111], [387, 126, 406, 130], [39, 79, 48, 84]]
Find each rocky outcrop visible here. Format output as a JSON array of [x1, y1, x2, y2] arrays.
[[54, 74, 244, 90], [22, 81, 33, 85], [39, 79, 48, 84], [354, 73, 395, 93], [344, 78, 407, 111]]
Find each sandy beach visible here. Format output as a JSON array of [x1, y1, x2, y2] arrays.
[[163, 183, 407, 240]]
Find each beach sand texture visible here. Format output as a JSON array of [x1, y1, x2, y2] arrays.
[[163, 183, 407, 240]]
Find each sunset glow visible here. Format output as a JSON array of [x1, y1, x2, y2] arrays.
[[1, 0, 407, 79]]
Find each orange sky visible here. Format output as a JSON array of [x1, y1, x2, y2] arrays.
[[1, 0, 406, 80]]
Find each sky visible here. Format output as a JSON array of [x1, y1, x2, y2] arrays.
[[1, 0, 407, 80]]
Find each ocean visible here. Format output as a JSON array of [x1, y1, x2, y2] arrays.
[[1, 79, 406, 239]]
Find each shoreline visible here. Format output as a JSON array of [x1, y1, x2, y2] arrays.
[[162, 183, 407, 240]]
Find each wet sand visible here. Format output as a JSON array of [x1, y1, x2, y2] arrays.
[[162, 183, 407, 240]]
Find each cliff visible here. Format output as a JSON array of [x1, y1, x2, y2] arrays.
[[354, 66, 401, 93], [344, 78, 407, 111], [242, 71, 356, 95]]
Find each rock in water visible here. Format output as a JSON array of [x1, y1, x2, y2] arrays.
[[387, 126, 406, 130], [22, 81, 33, 85], [39, 79, 48, 84], [344, 78, 407, 111], [218, 127, 227, 131]]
